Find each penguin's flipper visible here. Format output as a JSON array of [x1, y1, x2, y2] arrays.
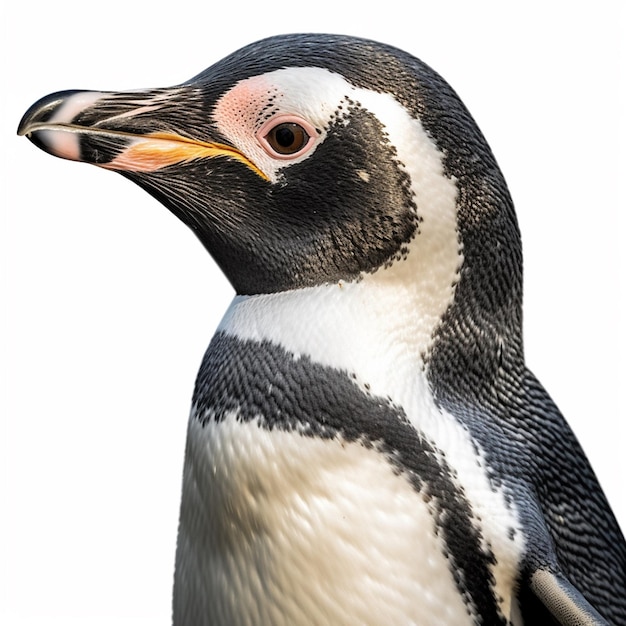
[[527, 567, 609, 626]]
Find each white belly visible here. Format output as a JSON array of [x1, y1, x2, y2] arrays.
[[173, 412, 474, 626]]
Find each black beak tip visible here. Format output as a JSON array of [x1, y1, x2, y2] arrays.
[[18, 89, 85, 136]]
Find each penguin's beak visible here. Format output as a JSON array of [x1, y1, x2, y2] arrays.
[[17, 88, 267, 179]]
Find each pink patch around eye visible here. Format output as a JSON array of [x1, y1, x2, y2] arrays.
[[214, 76, 274, 137]]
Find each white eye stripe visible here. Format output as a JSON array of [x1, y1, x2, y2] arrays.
[[212, 66, 444, 190]]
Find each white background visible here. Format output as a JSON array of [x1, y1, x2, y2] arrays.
[[2, 2, 624, 624]]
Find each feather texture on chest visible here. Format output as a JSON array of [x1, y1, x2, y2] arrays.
[[173, 288, 526, 624], [176, 410, 478, 625]]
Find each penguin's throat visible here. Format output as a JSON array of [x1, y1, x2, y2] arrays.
[[218, 277, 452, 400]]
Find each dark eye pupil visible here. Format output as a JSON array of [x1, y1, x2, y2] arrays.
[[275, 126, 295, 148], [266, 122, 310, 155]]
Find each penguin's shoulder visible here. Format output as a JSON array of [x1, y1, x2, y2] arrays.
[[437, 366, 626, 625]]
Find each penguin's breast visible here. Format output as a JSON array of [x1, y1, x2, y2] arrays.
[[173, 288, 524, 625], [175, 412, 477, 626]]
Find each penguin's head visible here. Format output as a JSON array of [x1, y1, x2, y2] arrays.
[[19, 34, 523, 390]]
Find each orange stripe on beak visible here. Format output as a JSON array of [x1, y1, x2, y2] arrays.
[[102, 132, 269, 180]]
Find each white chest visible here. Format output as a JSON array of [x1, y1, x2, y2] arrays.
[[174, 412, 476, 626], [172, 282, 524, 624]]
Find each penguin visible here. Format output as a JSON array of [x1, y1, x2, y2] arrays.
[[18, 34, 626, 625]]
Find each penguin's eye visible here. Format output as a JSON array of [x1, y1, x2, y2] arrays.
[[265, 123, 309, 155], [257, 115, 317, 160]]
